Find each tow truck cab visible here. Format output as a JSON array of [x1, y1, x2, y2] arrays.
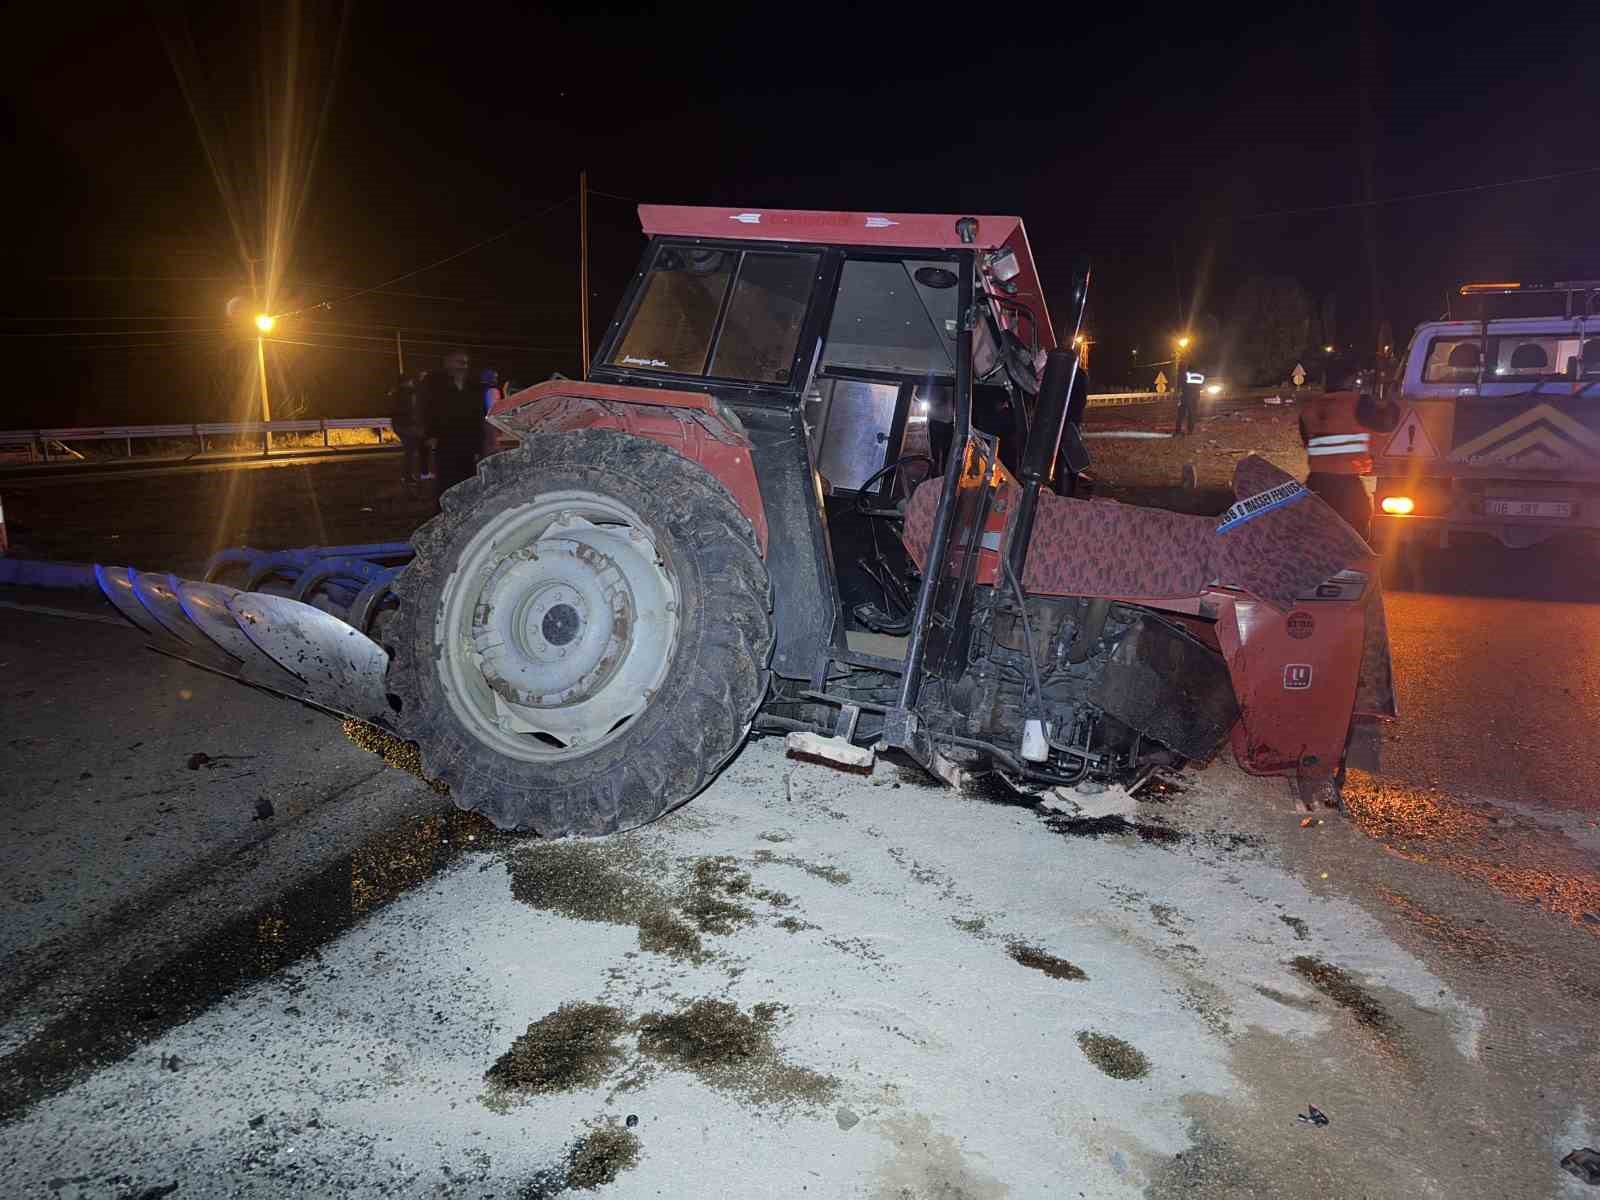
[[1374, 281, 1600, 549]]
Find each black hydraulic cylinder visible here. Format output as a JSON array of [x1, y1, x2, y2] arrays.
[[1008, 347, 1079, 577]]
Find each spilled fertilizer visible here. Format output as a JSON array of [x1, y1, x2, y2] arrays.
[[488, 998, 836, 1114], [1076, 1031, 1151, 1080], [486, 1003, 630, 1097], [1007, 943, 1089, 982]]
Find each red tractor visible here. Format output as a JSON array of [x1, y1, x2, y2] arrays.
[[52, 206, 1396, 834]]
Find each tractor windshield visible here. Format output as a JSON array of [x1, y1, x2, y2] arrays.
[[609, 244, 818, 384]]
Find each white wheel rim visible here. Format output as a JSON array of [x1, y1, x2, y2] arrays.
[[435, 490, 680, 761]]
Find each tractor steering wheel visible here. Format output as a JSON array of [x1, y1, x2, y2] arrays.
[[854, 455, 937, 518]]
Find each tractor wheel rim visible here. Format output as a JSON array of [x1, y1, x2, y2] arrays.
[[438, 492, 680, 761]]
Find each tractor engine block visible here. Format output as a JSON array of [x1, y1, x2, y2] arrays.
[[946, 589, 1240, 781]]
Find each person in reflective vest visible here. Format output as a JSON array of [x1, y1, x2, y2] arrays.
[[1299, 365, 1398, 542]]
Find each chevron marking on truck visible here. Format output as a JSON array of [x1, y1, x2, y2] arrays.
[[1449, 402, 1600, 467]]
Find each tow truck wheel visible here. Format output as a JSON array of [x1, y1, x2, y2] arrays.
[[388, 429, 773, 834]]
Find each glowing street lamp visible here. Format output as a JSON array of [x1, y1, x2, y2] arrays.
[[1175, 335, 1191, 352], [1323, 344, 1335, 354], [255, 313, 276, 333]]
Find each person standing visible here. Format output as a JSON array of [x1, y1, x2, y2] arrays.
[[387, 370, 423, 488], [1299, 362, 1399, 542], [421, 349, 482, 502], [1173, 368, 1197, 436]]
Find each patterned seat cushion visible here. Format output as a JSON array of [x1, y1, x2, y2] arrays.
[[901, 455, 1372, 611]]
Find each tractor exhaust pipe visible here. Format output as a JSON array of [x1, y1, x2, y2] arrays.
[[1008, 347, 1079, 579]]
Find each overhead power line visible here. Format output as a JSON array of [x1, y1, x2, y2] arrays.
[[0, 326, 228, 339], [1233, 162, 1600, 221], [266, 335, 571, 356], [278, 193, 577, 320]]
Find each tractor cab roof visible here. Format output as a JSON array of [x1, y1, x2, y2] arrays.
[[636, 204, 1057, 350]]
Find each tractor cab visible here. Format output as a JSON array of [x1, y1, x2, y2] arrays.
[[588, 208, 1077, 646]]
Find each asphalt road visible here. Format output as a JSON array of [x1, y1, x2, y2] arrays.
[[1381, 537, 1600, 813]]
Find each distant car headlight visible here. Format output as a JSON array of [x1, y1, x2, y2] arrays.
[[1205, 383, 1222, 396]]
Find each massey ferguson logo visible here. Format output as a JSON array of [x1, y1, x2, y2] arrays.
[[1283, 664, 1313, 690]]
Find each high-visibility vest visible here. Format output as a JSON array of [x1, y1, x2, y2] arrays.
[[1301, 391, 1373, 475]]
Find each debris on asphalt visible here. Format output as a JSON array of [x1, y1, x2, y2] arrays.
[[252, 795, 274, 821], [118, 1183, 179, 1200], [752, 848, 851, 885], [341, 719, 448, 794], [521, 1121, 643, 1197], [683, 855, 756, 934], [1562, 1148, 1600, 1184], [565, 1121, 642, 1189], [836, 1106, 860, 1131], [625, 1113, 638, 1128], [636, 907, 705, 960], [1075, 1031, 1151, 1080], [1279, 915, 1311, 941], [1007, 942, 1089, 981], [160, 1054, 180, 1072], [1290, 956, 1396, 1043], [1297, 1104, 1330, 1127], [186, 751, 253, 770], [486, 1002, 630, 1096], [247, 1113, 265, 1128]]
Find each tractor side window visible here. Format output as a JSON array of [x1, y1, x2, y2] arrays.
[[814, 378, 902, 492], [709, 252, 819, 383], [610, 246, 734, 374]]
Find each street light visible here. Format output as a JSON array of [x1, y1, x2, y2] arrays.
[[255, 313, 276, 333], [1176, 335, 1191, 351], [1323, 344, 1335, 354]]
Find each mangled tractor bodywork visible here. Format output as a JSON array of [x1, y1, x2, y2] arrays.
[[37, 206, 1394, 833]]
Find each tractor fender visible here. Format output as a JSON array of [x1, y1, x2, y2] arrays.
[[487, 379, 767, 553]]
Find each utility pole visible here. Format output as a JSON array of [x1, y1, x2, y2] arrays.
[[395, 328, 405, 375], [579, 169, 590, 379], [255, 333, 272, 452], [246, 256, 272, 451]]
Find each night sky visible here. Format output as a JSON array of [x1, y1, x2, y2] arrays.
[[3, 1, 1596, 427]]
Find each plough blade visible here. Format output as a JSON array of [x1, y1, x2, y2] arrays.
[[228, 591, 391, 721], [88, 565, 393, 724]]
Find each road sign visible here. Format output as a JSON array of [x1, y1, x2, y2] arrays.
[[1384, 409, 1438, 459], [1154, 370, 1168, 393], [1291, 363, 1306, 387]]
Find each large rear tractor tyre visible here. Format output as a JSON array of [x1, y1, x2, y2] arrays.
[[388, 429, 773, 834]]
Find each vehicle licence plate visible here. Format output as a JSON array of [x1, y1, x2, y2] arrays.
[[1484, 499, 1572, 518]]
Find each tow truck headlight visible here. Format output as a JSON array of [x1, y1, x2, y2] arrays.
[[1381, 495, 1415, 515]]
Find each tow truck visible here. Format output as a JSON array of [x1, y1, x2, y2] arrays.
[[1374, 280, 1600, 549]]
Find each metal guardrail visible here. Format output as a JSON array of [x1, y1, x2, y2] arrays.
[[1085, 391, 1169, 408], [2, 398, 1173, 467], [0, 418, 394, 463]]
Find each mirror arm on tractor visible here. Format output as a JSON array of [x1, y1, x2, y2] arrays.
[[888, 250, 977, 743]]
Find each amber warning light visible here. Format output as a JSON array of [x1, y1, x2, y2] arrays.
[[1381, 496, 1415, 516]]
